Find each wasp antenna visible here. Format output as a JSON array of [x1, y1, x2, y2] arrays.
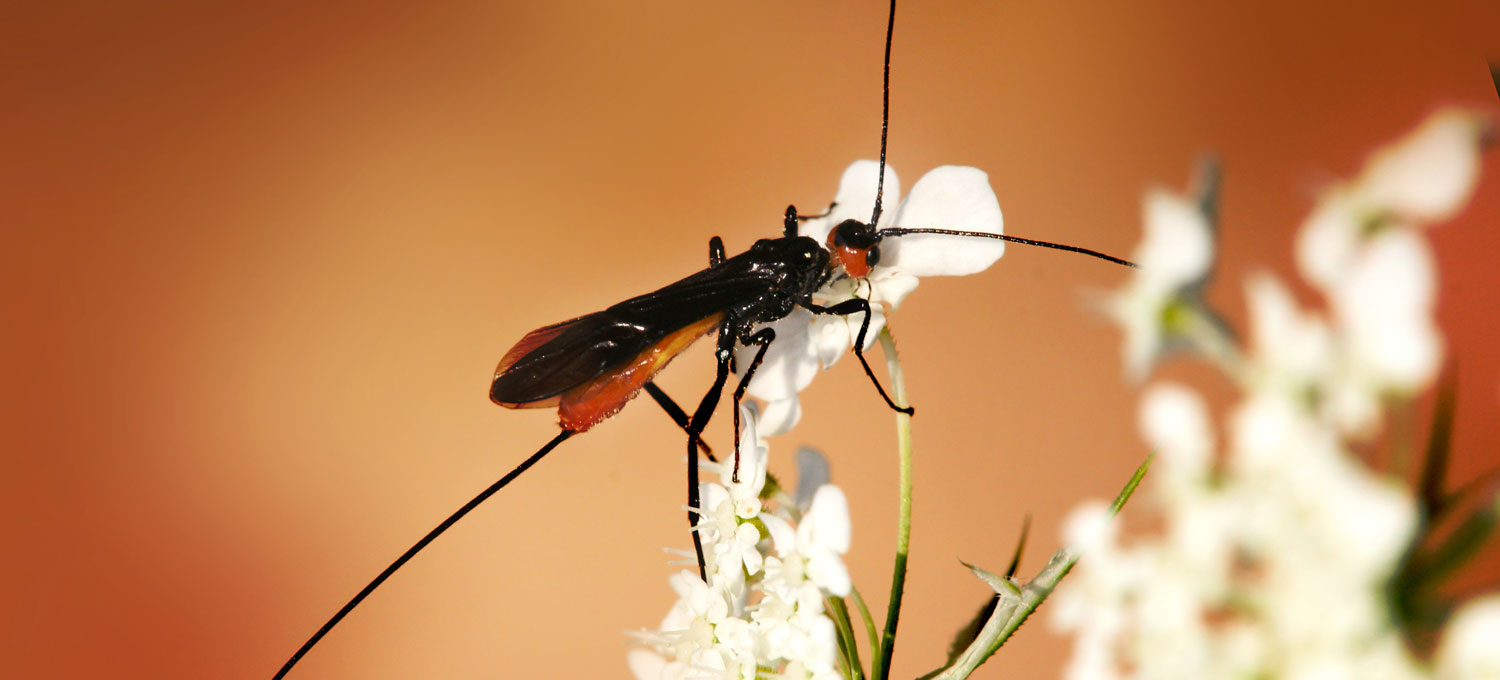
[[273, 429, 577, 680], [877, 227, 1139, 269], [869, 0, 896, 228]]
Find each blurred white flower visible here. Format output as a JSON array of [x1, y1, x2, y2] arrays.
[[1055, 109, 1492, 680], [1297, 111, 1489, 291], [1333, 228, 1441, 393], [1108, 185, 1217, 379], [740, 160, 1004, 434], [1244, 273, 1334, 396]]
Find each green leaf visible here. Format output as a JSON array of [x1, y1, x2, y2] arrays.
[[828, 596, 866, 680], [1005, 515, 1031, 579]]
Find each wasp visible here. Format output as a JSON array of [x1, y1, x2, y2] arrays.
[[273, 1, 1134, 676]]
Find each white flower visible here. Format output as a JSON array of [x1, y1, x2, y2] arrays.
[[634, 412, 852, 679], [1296, 110, 1488, 291], [763, 485, 852, 597], [1108, 185, 1216, 379], [738, 160, 1004, 434]]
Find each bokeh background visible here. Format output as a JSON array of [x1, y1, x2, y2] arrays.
[[5, 1, 1499, 678]]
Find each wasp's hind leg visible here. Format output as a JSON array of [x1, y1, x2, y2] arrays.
[[682, 321, 735, 581], [645, 381, 715, 463]]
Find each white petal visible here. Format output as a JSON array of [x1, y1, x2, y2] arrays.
[[627, 648, 674, 680], [805, 548, 852, 597], [1108, 283, 1167, 381], [740, 310, 820, 401], [761, 514, 796, 556], [1062, 501, 1116, 557], [801, 616, 841, 672], [1357, 110, 1488, 223], [802, 485, 851, 554], [1333, 230, 1440, 390], [1245, 273, 1332, 385], [800, 160, 901, 246], [865, 267, 920, 309], [1139, 383, 1212, 479], [1137, 188, 1212, 288], [725, 405, 769, 498], [1295, 191, 1363, 292], [882, 166, 1006, 277], [1437, 595, 1500, 680], [809, 312, 853, 370], [758, 397, 802, 436]]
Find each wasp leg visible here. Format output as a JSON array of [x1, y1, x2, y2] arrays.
[[784, 202, 837, 238], [805, 298, 914, 416], [684, 321, 735, 581], [795, 201, 837, 221], [644, 381, 716, 463], [729, 327, 776, 484], [709, 236, 725, 266]]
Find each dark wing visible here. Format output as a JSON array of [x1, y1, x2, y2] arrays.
[[489, 264, 775, 407]]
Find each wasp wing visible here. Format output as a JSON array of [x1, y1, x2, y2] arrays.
[[489, 264, 775, 407]]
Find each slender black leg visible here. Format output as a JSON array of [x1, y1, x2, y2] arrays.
[[794, 201, 838, 221], [644, 381, 716, 463], [729, 327, 776, 483], [684, 322, 735, 581], [805, 298, 914, 416], [709, 236, 725, 266]]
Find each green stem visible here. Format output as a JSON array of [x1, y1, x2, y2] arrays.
[[875, 328, 914, 680]]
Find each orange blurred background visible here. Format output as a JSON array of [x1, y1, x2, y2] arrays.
[[4, 1, 1499, 678]]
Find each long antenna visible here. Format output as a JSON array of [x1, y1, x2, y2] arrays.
[[272, 429, 577, 679], [869, 0, 896, 227], [878, 227, 1139, 268]]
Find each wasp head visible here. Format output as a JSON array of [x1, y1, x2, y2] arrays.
[[826, 218, 883, 278]]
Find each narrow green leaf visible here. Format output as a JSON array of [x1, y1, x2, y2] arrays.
[[1005, 515, 1031, 579], [850, 586, 880, 673], [1416, 494, 1500, 586], [1419, 370, 1457, 517], [1112, 455, 1154, 516], [828, 597, 865, 680]]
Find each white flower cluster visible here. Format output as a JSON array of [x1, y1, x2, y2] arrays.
[[1054, 110, 1497, 680], [629, 406, 854, 680]]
